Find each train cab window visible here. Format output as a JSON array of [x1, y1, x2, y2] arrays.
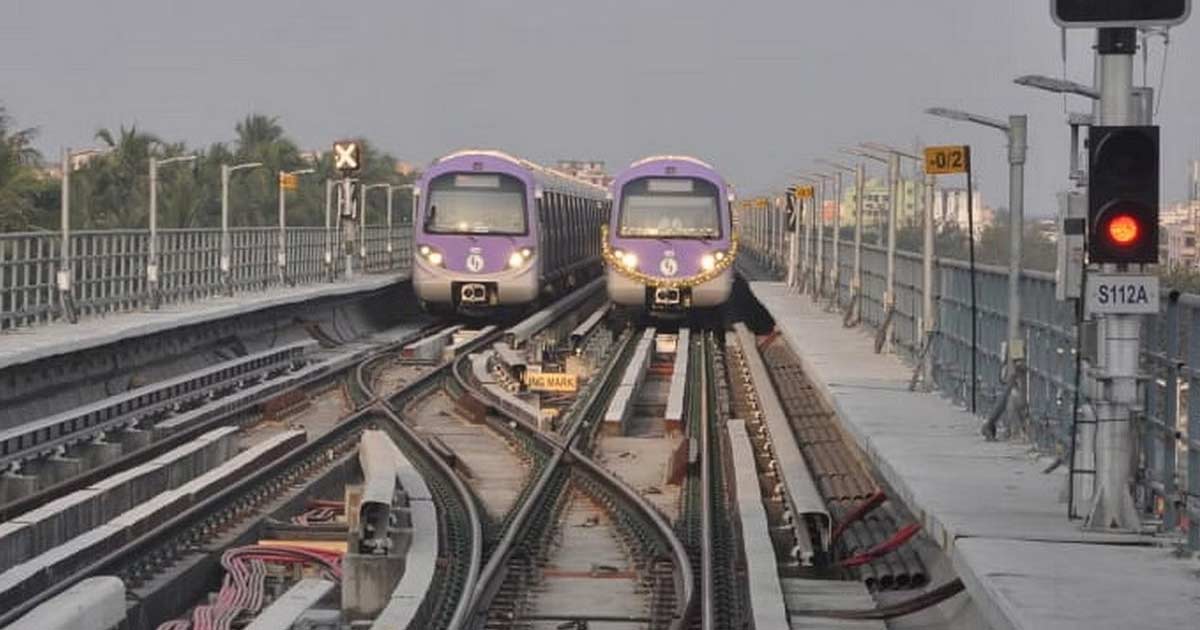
[[425, 173, 528, 235], [619, 177, 721, 239]]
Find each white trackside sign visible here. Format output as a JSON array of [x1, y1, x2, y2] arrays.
[[333, 141, 361, 172], [1085, 274, 1160, 315]]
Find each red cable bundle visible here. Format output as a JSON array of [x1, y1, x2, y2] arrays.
[[838, 523, 922, 568], [155, 544, 342, 630]]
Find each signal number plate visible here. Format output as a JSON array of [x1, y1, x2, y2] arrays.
[[1085, 274, 1160, 315]]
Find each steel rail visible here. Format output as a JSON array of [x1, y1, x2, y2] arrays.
[[460, 324, 694, 629], [0, 341, 313, 471], [0, 324, 452, 628], [0, 322, 447, 522], [698, 334, 715, 630]]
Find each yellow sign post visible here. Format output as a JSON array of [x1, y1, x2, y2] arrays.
[[526, 371, 579, 393], [279, 172, 299, 191], [924, 145, 970, 175], [796, 185, 815, 199]]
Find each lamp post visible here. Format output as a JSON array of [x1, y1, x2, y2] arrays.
[[795, 175, 820, 294], [809, 172, 834, 300], [858, 143, 923, 353], [842, 148, 890, 245], [148, 154, 199, 308], [220, 161, 263, 295], [388, 184, 415, 266], [58, 146, 115, 323], [817, 159, 858, 311], [361, 182, 398, 269], [1014, 75, 1099, 183], [925, 107, 1029, 384], [278, 168, 316, 285]]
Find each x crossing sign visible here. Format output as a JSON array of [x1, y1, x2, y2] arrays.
[[333, 141, 362, 172]]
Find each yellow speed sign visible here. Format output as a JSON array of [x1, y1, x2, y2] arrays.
[[526, 371, 579, 393], [924, 145, 970, 175]]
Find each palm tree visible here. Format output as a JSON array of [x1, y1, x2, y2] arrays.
[[78, 125, 161, 228], [230, 114, 303, 226], [0, 105, 44, 231], [235, 114, 287, 153]]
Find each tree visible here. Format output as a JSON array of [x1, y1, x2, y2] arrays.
[[78, 126, 161, 228], [0, 105, 45, 231]]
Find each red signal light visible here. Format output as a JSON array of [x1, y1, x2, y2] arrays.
[[1106, 214, 1140, 247]]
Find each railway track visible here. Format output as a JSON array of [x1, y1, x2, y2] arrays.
[[460, 323, 696, 630], [0, 320, 461, 629], [3, 277, 942, 630]]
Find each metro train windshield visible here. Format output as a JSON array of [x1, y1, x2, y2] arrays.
[[425, 172, 528, 235], [618, 177, 721, 239]]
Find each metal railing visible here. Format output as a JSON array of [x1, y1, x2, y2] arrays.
[[1, 225, 411, 330], [741, 228, 1197, 548]]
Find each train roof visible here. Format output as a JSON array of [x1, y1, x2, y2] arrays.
[[428, 149, 607, 197], [614, 155, 729, 195], [627, 155, 716, 170]]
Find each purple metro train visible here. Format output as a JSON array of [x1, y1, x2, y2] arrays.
[[603, 156, 737, 313], [412, 150, 610, 315]]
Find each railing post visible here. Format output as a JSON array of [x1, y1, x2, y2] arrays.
[[1186, 299, 1200, 550], [852, 163, 865, 325], [220, 164, 233, 296], [831, 172, 842, 308], [922, 173, 937, 389], [815, 178, 825, 299], [324, 178, 334, 282], [1161, 293, 1180, 531]]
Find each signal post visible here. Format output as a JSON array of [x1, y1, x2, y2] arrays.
[[1052, 0, 1189, 531], [333, 140, 363, 280]]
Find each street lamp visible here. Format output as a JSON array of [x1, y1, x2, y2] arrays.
[[925, 106, 1028, 386], [854, 144, 902, 352], [1014, 76, 1098, 183], [816, 159, 857, 311], [1013, 75, 1100, 100], [360, 182, 395, 264], [278, 168, 316, 285], [841, 148, 890, 246], [794, 174, 821, 293], [59, 145, 116, 323], [220, 161, 264, 295], [148, 154, 199, 308], [834, 153, 870, 325], [807, 172, 835, 300]]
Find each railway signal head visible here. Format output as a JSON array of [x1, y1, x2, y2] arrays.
[[1052, 0, 1191, 28], [1087, 126, 1159, 265]]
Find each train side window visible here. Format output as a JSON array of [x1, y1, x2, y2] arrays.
[[548, 192, 560, 267], [566, 199, 576, 262]]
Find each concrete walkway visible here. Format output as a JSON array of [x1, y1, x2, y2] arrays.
[[0, 274, 406, 371], [750, 281, 1200, 630]]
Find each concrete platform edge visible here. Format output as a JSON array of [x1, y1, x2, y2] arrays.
[[0, 275, 405, 371], [751, 283, 1032, 630]]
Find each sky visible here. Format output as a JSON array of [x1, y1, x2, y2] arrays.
[[2, 0, 1198, 217]]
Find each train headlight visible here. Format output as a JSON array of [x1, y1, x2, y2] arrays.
[[700, 250, 728, 272], [418, 244, 444, 267], [508, 248, 534, 269], [614, 250, 638, 270]]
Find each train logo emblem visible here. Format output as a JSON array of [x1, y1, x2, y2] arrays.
[[466, 254, 485, 273], [659, 257, 678, 277]]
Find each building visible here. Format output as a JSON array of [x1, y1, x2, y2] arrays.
[[931, 187, 993, 239], [840, 177, 944, 230], [1160, 200, 1200, 269], [556, 160, 613, 188], [1190, 159, 1199, 203], [1162, 221, 1198, 269]]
